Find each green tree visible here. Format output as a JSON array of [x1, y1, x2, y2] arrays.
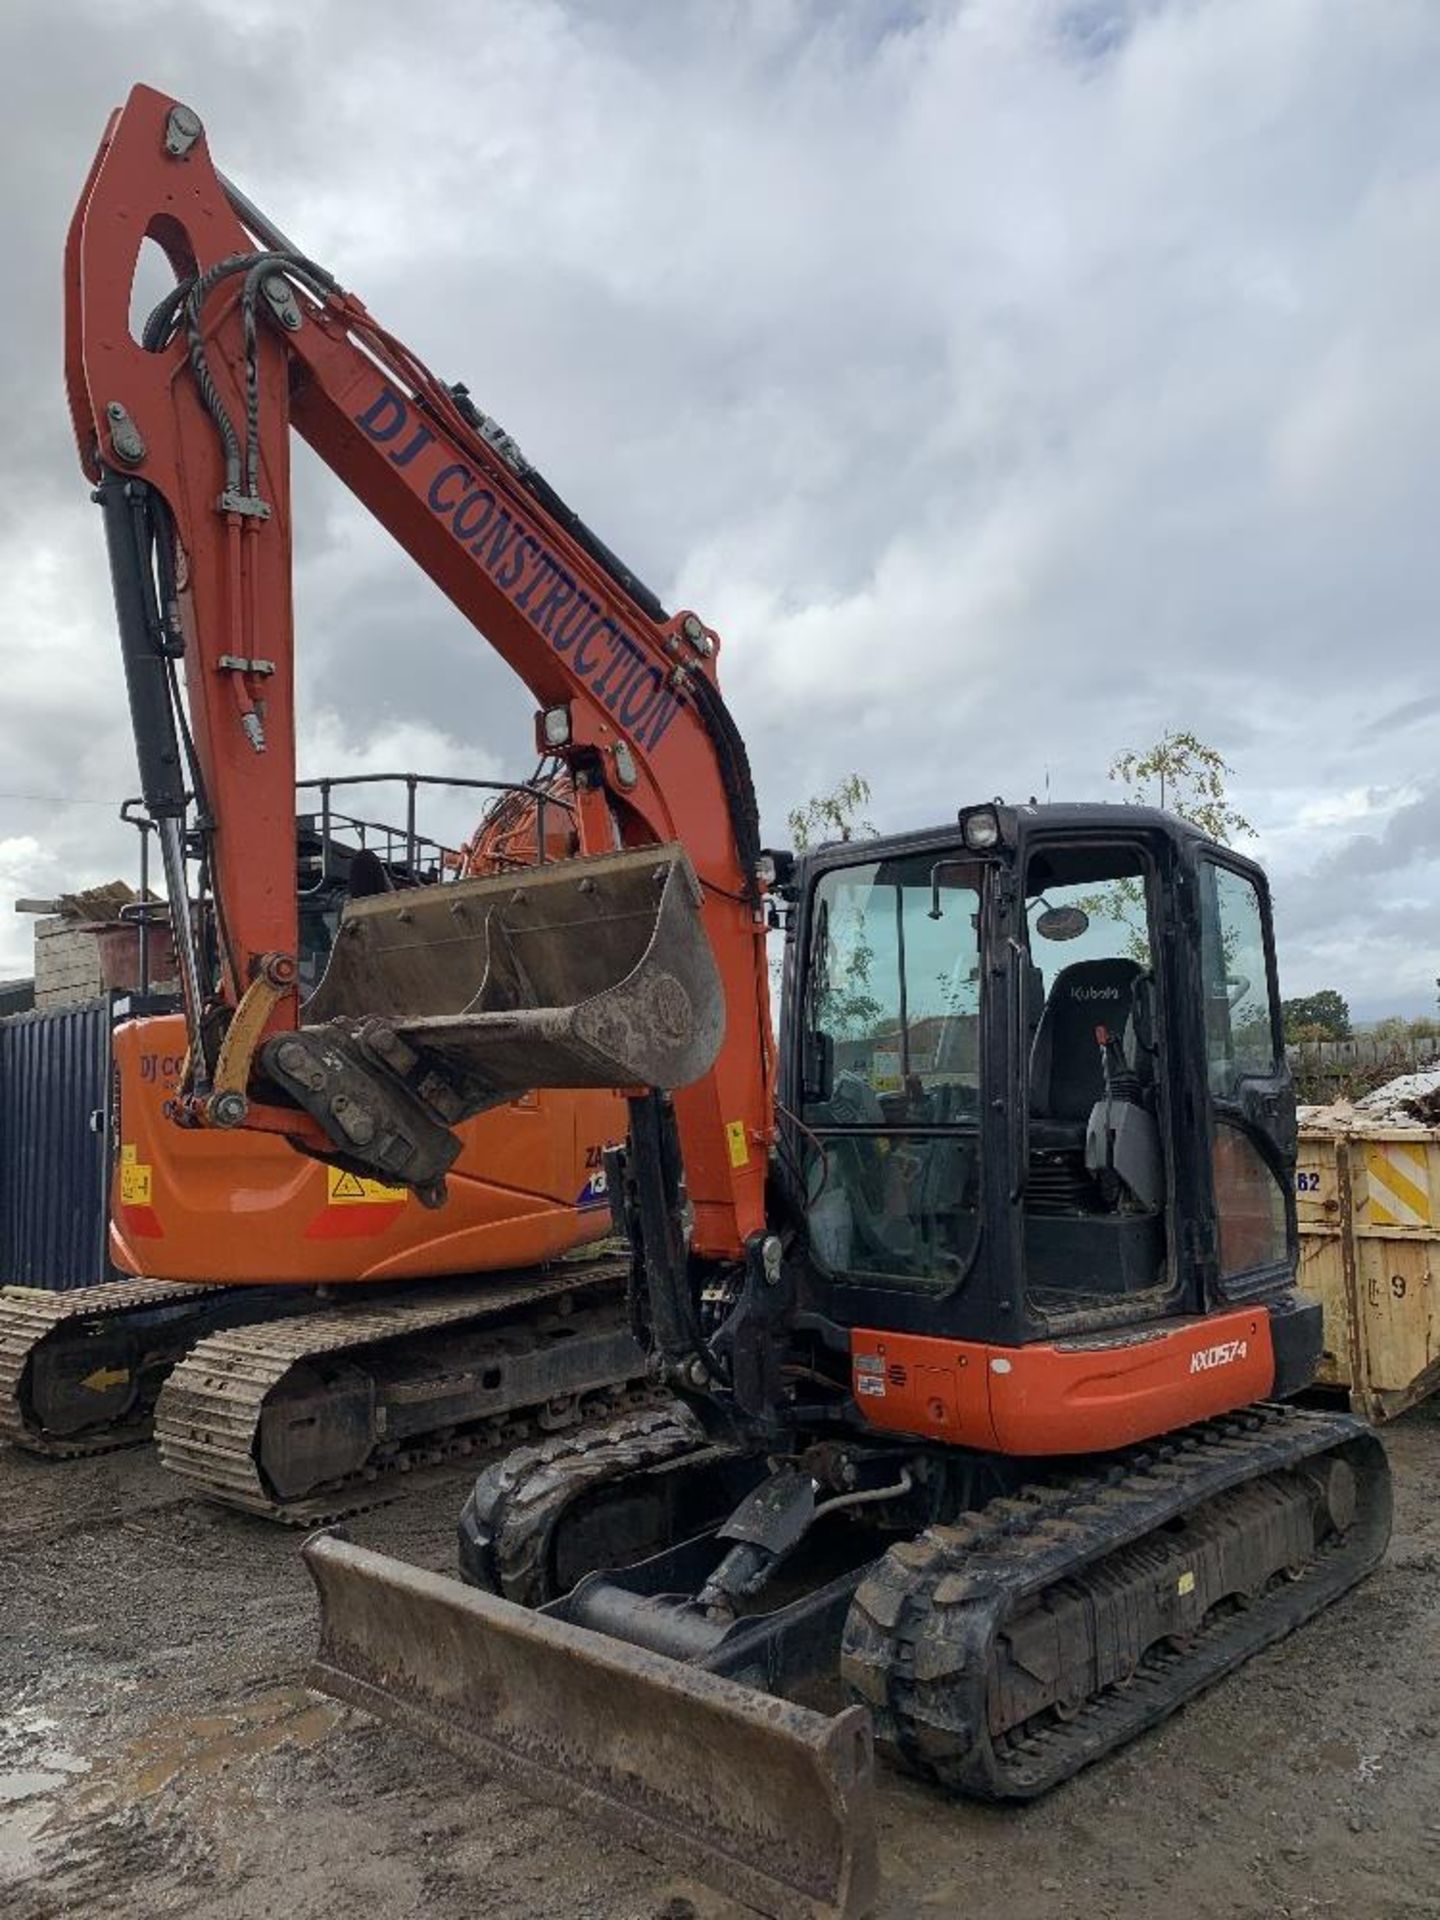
[[1083, 731, 1253, 960], [1281, 990, 1351, 1042], [1373, 1013, 1440, 1044], [812, 903, 885, 1040], [1109, 729, 1254, 842], [788, 773, 875, 851], [774, 775, 879, 1029]]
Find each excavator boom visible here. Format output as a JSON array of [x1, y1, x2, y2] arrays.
[[66, 83, 767, 1248]]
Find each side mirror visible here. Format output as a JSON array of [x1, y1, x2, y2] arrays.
[[803, 1029, 834, 1105], [1035, 904, 1089, 942]]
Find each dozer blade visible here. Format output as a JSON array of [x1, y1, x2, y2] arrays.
[[303, 843, 724, 1100], [303, 1533, 879, 1920]]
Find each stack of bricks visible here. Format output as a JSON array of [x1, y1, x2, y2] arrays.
[[33, 917, 106, 1012]]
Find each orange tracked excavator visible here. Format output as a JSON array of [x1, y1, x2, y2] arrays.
[[0, 147, 664, 1519], [40, 774, 639, 1521], [51, 86, 1390, 1918]]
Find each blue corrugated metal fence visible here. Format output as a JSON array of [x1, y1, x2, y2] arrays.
[[0, 999, 113, 1289]]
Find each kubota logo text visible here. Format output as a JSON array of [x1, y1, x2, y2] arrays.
[[1190, 1339, 1248, 1373]]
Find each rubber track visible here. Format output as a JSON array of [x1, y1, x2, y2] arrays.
[[459, 1402, 706, 1602], [153, 1257, 655, 1525], [841, 1403, 1391, 1800], [0, 1279, 220, 1457]]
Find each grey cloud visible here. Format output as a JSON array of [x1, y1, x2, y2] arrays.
[[1, 0, 1438, 1010]]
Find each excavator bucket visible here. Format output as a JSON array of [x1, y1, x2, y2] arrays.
[[303, 843, 724, 1099], [303, 1533, 879, 1920]]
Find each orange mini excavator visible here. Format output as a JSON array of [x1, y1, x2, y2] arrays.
[[48, 86, 1391, 1914]]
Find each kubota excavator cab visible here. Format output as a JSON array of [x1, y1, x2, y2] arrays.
[[781, 800, 1317, 1426]]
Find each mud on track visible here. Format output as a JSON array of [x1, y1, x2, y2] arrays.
[[4, 1405, 1440, 1920]]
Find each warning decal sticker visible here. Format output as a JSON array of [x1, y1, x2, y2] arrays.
[[119, 1160, 152, 1206], [327, 1166, 408, 1206]]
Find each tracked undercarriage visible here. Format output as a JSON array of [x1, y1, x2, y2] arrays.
[[307, 1399, 1389, 1919], [0, 1279, 291, 1458], [0, 1256, 654, 1521]]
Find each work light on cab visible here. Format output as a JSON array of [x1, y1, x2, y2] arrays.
[[960, 804, 1001, 850]]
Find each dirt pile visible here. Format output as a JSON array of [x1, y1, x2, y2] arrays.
[[1302, 1065, 1440, 1131]]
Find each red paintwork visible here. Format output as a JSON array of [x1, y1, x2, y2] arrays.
[[850, 1308, 1276, 1454]]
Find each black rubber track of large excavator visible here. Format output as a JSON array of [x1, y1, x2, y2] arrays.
[[458, 1401, 708, 1602], [841, 1403, 1391, 1801]]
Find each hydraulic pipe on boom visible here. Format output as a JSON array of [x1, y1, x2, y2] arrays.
[[94, 469, 211, 1090]]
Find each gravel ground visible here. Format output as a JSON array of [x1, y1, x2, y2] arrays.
[[3, 1403, 1440, 1920]]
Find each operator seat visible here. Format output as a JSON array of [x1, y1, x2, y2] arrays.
[[819, 1072, 920, 1269], [1029, 957, 1143, 1152], [346, 848, 396, 898]]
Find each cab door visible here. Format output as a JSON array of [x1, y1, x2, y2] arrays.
[[1195, 857, 1297, 1299]]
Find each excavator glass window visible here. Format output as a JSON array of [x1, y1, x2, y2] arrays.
[[801, 853, 985, 1287], [1197, 861, 1289, 1280], [1022, 841, 1171, 1320]]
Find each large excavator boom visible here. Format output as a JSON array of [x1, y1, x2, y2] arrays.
[[66, 84, 771, 1248]]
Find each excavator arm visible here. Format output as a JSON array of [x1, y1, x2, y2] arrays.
[[66, 84, 771, 1250]]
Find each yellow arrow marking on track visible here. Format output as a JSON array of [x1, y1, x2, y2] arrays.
[[81, 1365, 131, 1394]]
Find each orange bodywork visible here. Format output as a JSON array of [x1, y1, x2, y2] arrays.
[[850, 1308, 1275, 1455], [65, 85, 774, 1259], [110, 1014, 621, 1284]]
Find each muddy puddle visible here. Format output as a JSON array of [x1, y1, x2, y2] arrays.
[[0, 1708, 91, 1882], [105, 1686, 339, 1801], [0, 1685, 339, 1895]]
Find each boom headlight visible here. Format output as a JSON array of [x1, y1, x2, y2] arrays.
[[538, 704, 572, 749], [960, 805, 1000, 851]]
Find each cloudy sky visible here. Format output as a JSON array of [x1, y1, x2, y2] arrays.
[[0, 0, 1436, 1016]]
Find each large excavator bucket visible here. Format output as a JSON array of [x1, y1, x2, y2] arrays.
[[303, 1533, 879, 1920], [303, 844, 724, 1100]]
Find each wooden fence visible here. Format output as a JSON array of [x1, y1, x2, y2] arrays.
[[1288, 1034, 1440, 1104]]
